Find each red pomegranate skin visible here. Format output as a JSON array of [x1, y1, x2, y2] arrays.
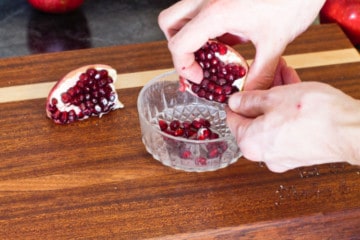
[[320, 0, 360, 46], [28, 0, 84, 14]]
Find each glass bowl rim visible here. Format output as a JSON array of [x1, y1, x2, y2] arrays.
[[137, 70, 235, 144]]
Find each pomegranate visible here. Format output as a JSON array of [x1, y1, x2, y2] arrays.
[[46, 64, 124, 124], [180, 40, 248, 103], [158, 118, 228, 161], [28, 0, 84, 14], [320, 0, 360, 46]]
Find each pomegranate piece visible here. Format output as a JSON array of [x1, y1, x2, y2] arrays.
[[180, 40, 248, 103], [46, 64, 124, 124]]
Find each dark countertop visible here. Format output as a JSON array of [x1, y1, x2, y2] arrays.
[[0, 0, 177, 58]]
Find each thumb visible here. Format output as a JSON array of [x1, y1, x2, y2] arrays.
[[228, 90, 272, 118]]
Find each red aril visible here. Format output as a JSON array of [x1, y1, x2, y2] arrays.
[[158, 118, 228, 163], [179, 40, 248, 103], [46, 64, 124, 124], [159, 118, 219, 141], [28, 0, 84, 14]]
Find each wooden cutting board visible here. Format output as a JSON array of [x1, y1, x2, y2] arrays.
[[0, 24, 360, 239]]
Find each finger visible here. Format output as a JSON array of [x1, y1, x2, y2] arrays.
[[281, 64, 302, 85], [272, 57, 302, 87], [167, 2, 229, 84], [158, 0, 205, 40], [264, 162, 289, 173], [244, 43, 284, 90], [228, 90, 272, 118], [225, 107, 252, 143], [170, 51, 204, 84], [271, 57, 287, 87]]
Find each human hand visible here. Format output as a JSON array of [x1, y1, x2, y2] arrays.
[[158, 0, 326, 90], [226, 59, 360, 172]]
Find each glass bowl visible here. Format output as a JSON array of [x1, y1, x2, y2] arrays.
[[137, 70, 242, 172]]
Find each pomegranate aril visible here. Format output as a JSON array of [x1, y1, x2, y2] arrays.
[[205, 92, 214, 101], [158, 120, 168, 131], [79, 73, 88, 81], [60, 111, 68, 123], [223, 85, 233, 95], [100, 97, 108, 107], [191, 84, 201, 93], [201, 79, 210, 88], [198, 128, 211, 140], [208, 148, 219, 158], [214, 94, 227, 103], [214, 86, 223, 95], [216, 78, 227, 86], [99, 78, 107, 87], [185, 129, 197, 139], [67, 87, 77, 97], [198, 118, 211, 128], [196, 157, 207, 166], [169, 120, 180, 130], [99, 69, 108, 78], [182, 121, 192, 129], [61, 93, 71, 103], [180, 149, 192, 159], [86, 68, 97, 77], [210, 132, 219, 139], [191, 120, 202, 129], [197, 89, 206, 98], [207, 82, 216, 92], [68, 110, 77, 123], [106, 77, 113, 83], [53, 110, 61, 119], [174, 127, 185, 137]]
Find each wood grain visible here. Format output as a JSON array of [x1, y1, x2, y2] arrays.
[[1, 48, 359, 103], [0, 24, 360, 239]]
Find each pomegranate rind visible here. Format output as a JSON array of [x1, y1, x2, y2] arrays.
[[181, 40, 248, 103], [46, 64, 124, 124]]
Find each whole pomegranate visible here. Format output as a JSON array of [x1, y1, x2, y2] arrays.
[[320, 0, 360, 46], [28, 0, 84, 14], [179, 40, 248, 104], [46, 64, 124, 124]]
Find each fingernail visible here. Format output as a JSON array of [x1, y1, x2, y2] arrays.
[[228, 93, 242, 110]]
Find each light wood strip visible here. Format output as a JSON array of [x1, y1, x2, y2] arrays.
[[0, 48, 359, 104]]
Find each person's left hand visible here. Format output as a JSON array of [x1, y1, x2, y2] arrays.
[[226, 59, 360, 172]]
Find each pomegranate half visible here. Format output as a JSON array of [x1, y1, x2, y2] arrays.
[[180, 40, 248, 103], [46, 64, 124, 124]]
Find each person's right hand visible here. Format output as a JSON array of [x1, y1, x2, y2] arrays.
[[158, 0, 326, 90]]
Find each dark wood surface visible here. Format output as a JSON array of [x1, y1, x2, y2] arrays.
[[0, 24, 360, 239]]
